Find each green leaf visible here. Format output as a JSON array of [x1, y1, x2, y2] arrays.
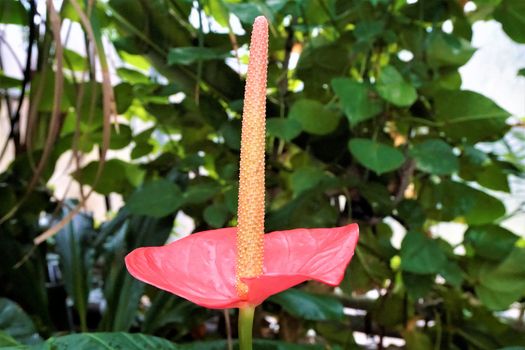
[[440, 260, 464, 287], [0, 298, 41, 345], [420, 180, 506, 225], [397, 200, 426, 230], [63, 48, 88, 71], [403, 330, 433, 350], [348, 138, 405, 174], [494, 0, 525, 43], [117, 67, 150, 84], [0, 331, 21, 347], [290, 166, 327, 197], [331, 78, 382, 126], [426, 31, 475, 67], [403, 272, 434, 299], [180, 339, 322, 350], [0, 71, 22, 89], [477, 247, 525, 309], [266, 118, 302, 141], [0, 0, 27, 25], [168, 47, 229, 65], [114, 83, 134, 114], [372, 292, 405, 327], [410, 139, 459, 175], [269, 289, 344, 321], [375, 65, 417, 107], [354, 20, 385, 43], [225, 1, 286, 24], [73, 159, 144, 195], [203, 204, 229, 228], [465, 225, 519, 261], [400, 231, 447, 274], [289, 99, 340, 135], [475, 286, 523, 311], [127, 179, 183, 218], [434, 90, 510, 143], [205, 0, 229, 27], [183, 180, 221, 205], [35, 332, 179, 349], [54, 203, 94, 331], [476, 163, 510, 192], [220, 120, 241, 150], [91, 124, 133, 150], [519, 68, 525, 77]]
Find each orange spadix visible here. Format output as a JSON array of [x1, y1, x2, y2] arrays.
[[236, 16, 269, 296]]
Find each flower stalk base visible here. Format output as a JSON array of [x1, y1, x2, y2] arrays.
[[239, 306, 255, 350]]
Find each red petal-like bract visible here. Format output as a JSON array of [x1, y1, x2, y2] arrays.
[[125, 224, 359, 309]]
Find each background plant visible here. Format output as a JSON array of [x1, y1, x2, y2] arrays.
[[0, 0, 524, 349]]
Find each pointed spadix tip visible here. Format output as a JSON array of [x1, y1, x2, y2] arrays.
[[253, 16, 268, 27]]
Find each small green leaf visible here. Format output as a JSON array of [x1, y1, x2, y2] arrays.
[[63, 48, 88, 71], [127, 179, 183, 217], [476, 163, 510, 192], [403, 330, 433, 350], [203, 204, 229, 228], [267, 118, 302, 141], [114, 83, 134, 114], [331, 78, 382, 126], [426, 31, 475, 67], [290, 166, 326, 197], [73, 159, 144, 195], [0, 298, 41, 345], [354, 20, 385, 42], [0, 331, 20, 347], [117, 67, 150, 84], [494, 0, 525, 43], [440, 260, 464, 287], [289, 99, 340, 135], [270, 289, 344, 321], [372, 292, 405, 327], [375, 65, 417, 107], [400, 231, 447, 274], [0, 71, 22, 89], [348, 138, 405, 174], [168, 47, 229, 65], [403, 272, 434, 299], [183, 181, 221, 205], [410, 139, 459, 175]]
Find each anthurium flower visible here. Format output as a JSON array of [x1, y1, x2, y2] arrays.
[[125, 224, 358, 309], [125, 16, 358, 343]]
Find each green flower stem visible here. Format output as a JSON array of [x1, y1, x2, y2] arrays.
[[239, 306, 255, 350]]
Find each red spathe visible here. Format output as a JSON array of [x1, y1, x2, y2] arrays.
[[125, 223, 359, 309]]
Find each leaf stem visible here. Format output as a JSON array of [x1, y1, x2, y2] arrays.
[[238, 306, 255, 350]]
